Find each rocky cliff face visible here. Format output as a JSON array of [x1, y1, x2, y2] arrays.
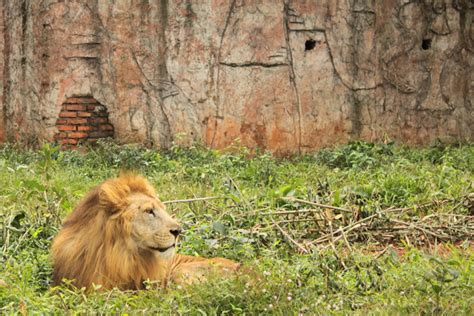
[[1, 1, 472, 153]]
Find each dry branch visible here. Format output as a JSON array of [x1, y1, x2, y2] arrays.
[[281, 197, 353, 213], [168, 193, 473, 252], [274, 194, 474, 251], [260, 208, 331, 216], [273, 220, 309, 254], [163, 196, 222, 204]]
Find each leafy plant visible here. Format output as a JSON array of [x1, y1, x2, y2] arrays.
[[0, 141, 473, 314]]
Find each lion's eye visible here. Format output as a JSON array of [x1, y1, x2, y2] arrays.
[[145, 208, 155, 217]]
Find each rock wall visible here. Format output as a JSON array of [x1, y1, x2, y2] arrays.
[[1, 0, 472, 153]]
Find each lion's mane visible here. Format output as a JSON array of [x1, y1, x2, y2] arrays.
[[51, 174, 167, 290]]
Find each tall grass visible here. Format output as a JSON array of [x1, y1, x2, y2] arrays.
[[0, 141, 473, 314]]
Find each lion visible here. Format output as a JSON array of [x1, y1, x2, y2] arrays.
[[51, 173, 241, 290]]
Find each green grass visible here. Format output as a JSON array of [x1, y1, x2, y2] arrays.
[[0, 141, 473, 314]]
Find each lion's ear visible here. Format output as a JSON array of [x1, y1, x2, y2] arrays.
[[97, 174, 156, 214], [98, 181, 130, 214], [123, 173, 156, 197]]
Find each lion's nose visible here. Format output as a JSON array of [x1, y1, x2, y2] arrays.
[[170, 227, 182, 238]]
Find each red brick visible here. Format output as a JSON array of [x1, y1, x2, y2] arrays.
[[64, 104, 87, 111], [68, 118, 88, 125], [59, 112, 77, 118], [54, 133, 67, 139], [65, 97, 98, 104], [57, 118, 82, 125], [69, 132, 88, 139], [57, 125, 76, 131], [87, 105, 97, 111], [77, 112, 93, 117], [90, 117, 108, 124], [99, 124, 114, 131], [77, 125, 96, 131], [60, 139, 78, 145]]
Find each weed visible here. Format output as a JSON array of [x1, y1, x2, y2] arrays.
[[0, 141, 473, 314]]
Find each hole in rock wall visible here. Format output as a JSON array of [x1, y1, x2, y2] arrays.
[[54, 96, 114, 149], [421, 38, 432, 50], [305, 39, 317, 51]]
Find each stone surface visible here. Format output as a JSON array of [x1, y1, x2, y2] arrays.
[[0, 2, 4, 142], [0, 0, 472, 154]]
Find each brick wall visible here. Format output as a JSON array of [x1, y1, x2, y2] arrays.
[[55, 97, 114, 148]]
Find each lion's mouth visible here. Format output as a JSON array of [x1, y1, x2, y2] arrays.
[[149, 244, 175, 253]]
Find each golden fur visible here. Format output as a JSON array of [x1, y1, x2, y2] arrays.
[[51, 174, 240, 290]]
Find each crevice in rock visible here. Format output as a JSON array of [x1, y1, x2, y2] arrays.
[[421, 38, 432, 50], [158, 0, 169, 80], [323, 31, 379, 92], [289, 28, 325, 33], [20, 0, 27, 74], [220, 61, 288, 68], [304, 39, 317, 51], [2, 0, 11, 140], [211, 0, 237, 146], [350, 94, 363, 138], [64, 56, 99, 61], [130, 49, 172, 147], [283, 0, 302, 153], [70, 42, 101, 47], [352, 9, 375, 15]]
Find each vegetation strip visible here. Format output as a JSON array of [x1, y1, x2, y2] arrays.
[[0, 141, 473, 314]]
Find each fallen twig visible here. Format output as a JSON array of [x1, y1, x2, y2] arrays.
[[273, 218, 324, 225], [168, 193, 473, 251], [328, 222, 347, 269], [163, 196, 223, 204], [281, 197, 353, 213], [374, 246, 389, 259], [340, 225, 354, 253], [311, 213, 379, 245], [389, 218, 452, 241], [273, 220, 309, 254], [260, 208, 331, 216], [382, 194, 471, 213]]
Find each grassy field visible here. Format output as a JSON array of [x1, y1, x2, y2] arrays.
[[0, 141, 473, 314]]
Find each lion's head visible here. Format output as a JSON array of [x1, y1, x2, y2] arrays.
[[126, 191, 181, 255], [52, 173, 181, 290]]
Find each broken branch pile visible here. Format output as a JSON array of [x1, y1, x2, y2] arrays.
[[260, 194, 474, 252]]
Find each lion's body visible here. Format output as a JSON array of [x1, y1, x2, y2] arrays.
[[51, 174, 240, 290]]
